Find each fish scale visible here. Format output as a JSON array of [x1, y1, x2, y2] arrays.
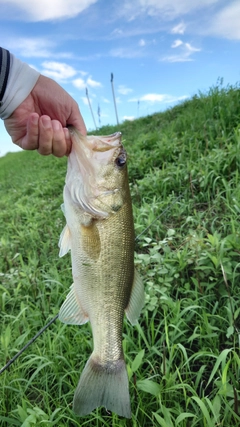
[[58, 128, 145, 418]]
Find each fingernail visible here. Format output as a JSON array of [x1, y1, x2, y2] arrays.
[[42, 116, 51, 128]]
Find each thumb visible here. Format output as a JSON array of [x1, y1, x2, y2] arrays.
[[67, 104, 87, 135]]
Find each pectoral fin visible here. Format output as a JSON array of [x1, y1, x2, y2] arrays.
[[125, 269, 145, 325], [59, 283, 89, 325], [58, 224, 71, 257]]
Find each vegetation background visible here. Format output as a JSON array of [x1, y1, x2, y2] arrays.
[[0, 79, 240, 426]]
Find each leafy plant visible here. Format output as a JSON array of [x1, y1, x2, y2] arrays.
[[1, 80, 240, 426]]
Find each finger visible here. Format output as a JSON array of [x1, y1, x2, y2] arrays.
[[38, 115, 53, 155], [63, 127, 72, 156], [66, 102, 87, 135], [21, 113, 39, 150], [52, 120, 67, 157]]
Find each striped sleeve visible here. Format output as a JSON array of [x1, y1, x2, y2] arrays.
[[0, 48, 10, 102], [0, 48, 40, 119]]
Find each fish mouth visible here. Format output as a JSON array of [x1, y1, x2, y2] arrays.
[[91, 132, 122, 152], [66, 130, 124, 218], [69, 127, 122, 152], [69, 129, 123, 169]]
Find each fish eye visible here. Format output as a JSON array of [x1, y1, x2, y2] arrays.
[[115, 153, 126, 168]]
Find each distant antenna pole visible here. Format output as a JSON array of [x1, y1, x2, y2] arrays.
[[97, 104, 101, 127], [86, 87, 97, 130], [111, 73, 119, 125]]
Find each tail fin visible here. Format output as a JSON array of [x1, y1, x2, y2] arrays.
[[73, 355, 131, 418]]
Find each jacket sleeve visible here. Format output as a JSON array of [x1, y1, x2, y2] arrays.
[[0, 47, 40, 119], [0, 48, 10, 103]]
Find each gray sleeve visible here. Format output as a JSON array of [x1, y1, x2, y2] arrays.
[[0, 50, 40, 119]]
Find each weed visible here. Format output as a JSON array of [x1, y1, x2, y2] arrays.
[[1, 81, 240, 426]]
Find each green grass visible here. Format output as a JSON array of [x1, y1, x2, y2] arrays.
[[0, 79, 240, 426]]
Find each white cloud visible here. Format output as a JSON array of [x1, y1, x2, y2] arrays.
[[171, 22, 186, 34], [135, 94, 167, 102], [109, 47, 144, 58], [102, 97, 110, 103], [185, 43, 200, 53], [119, 0, 218, 21], [79, 70, 88, 77], [111, 28, 124, 37], [4, 37, 76, 59], [129, 93, 188, 103], [73, 75, 102, 90], [139, 39, 146, 46], [123, 116, 135, 121], [207, 1, 240, 40], [162, 41, 201, 62], [171, 39, 183, 48], [118, 85, 133, 95], [86, 77, 102, 88], [162, 55, 190, 63], [2, 0, 98, 21], [41, 61, 77, 80], [73, 78, 86, 90], [5, 37, 55, 58]]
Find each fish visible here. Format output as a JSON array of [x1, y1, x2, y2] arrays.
[[58, 128, 144, 418]]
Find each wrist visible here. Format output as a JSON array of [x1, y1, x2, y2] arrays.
[[0, 53, 40, 120]]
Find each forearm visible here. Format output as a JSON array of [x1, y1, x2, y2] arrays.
[[0, 47, 40, 119]]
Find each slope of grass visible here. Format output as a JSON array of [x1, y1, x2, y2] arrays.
[[0, 80, 240, 426]]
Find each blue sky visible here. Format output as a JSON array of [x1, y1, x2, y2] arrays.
[[0, 0, 240, 156]]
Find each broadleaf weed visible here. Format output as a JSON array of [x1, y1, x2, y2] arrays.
[[1, 81, 240, 425]]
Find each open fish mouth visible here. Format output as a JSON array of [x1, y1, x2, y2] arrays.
[[68, 127, 122, 152], [65, 130, 126, 218]]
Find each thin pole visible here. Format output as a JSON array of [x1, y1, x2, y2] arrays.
[[85, 87, 97, 130], [111, 73, 119, 125], [0, 314, 59, 375], [97, 104, 101, 127], [0, 195, 182, 375]]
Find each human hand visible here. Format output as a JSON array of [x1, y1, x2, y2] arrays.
[[4, 75, 87, 157]]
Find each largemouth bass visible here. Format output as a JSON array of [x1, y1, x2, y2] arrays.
[[58, 128, 144, 418]]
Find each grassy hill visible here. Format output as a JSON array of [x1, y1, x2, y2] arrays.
[[0, 80, 240, 426]]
